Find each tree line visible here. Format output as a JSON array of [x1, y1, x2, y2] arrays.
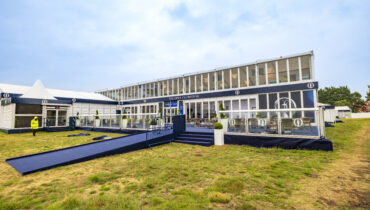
[[318, 85, 370, 113]]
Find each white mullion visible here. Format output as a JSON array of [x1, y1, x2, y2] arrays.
[[188, 77, 191, 93], [207, 73, 210, 91], [255, 64, 258, 86], [237, 67, 240, 88], [266, 94, 270, 118], [298, 57, 302, 81], [214, 72, 217, 90], [201, 74, 203, 92], [287, 59, 290, 83], [311, 53, 315, 80], [265, 63, 268, 85], [177, 78, 179, 95], [246, 66, 249, 86], [275, 61, 279, 84], [300, 90, 304, 117], [288, 91, 292, 117], [229, 69, 232, 89], [222, 70, 224, 89]]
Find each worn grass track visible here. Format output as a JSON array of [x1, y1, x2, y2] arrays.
[[0, 119, 369, 209]]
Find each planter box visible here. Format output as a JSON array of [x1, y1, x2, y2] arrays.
[[94, 119, 100, 127], [121, 119, 128, 129], [214, 129, 224, 145], [219, 119, 228, 132], [75, 119, 81, 127]]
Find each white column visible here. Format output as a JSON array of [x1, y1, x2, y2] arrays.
[[177, 78, 180, 95], [246, 66, 249, 86], [207, 73, 210, 91], [298, 57, 303, 81], [265, 63, 268, 85], [201, 74, 203, 92], [275, 61, 279, 84], [287, 59, 290, 83], [222, 71, 224, 89], [237, 67, 240, 88], [229, 69, 232, 88], [255, 64, 258, 86]]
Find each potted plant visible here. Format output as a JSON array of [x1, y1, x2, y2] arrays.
[[94, 110, 100, 127], [76, 112, 81, 127], [218, 102, 228, 132], [214, 122, 224, 145], [150, 119, 157, 129], [121, 110, 128, 129], [158, 107, 165, 127]]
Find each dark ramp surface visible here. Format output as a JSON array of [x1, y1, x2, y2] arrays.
[[7, 130, 173, 175]]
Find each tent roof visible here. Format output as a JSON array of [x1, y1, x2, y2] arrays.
[[0, 81, 114, 101], [20, 80, 56, 100]]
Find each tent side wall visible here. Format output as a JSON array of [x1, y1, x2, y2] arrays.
[[0, 103, 16, 129]]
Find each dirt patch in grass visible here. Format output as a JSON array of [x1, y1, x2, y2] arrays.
[[286, 119, 370, 209]]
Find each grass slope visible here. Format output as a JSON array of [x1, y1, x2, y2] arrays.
[[0, 119, 369, 209]]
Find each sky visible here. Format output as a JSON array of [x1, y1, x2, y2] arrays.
[[0, 0, 369, 97]]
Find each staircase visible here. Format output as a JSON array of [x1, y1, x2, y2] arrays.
[[174, 132, 214, 146]]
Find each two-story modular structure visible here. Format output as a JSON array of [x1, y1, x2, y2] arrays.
[[98, 51, 318, 132]]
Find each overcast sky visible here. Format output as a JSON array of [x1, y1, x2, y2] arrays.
[[0, 0, 369, 97]]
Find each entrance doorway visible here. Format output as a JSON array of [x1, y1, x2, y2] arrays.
[[46, 106, 68, 127]]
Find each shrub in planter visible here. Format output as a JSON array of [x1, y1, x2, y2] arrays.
[[121, 110, 128, 128], [214, 122, 224, 145], [75, 112, 81, 126], [214, 122, 223, 129], [94, 110, 100, 127]]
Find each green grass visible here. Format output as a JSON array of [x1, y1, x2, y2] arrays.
[[0, 119, 369, 209]]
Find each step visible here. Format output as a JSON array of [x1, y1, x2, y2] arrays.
[[175, 136, 214, 143], [174, 140, 213, 147], [178, 133, 214, 138], [182, 131, 214, 135]]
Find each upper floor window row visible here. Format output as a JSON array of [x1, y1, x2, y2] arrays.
[[101, 55, 312, 100]]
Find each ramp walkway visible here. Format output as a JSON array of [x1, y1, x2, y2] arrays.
[[6, 128, 173, 175]]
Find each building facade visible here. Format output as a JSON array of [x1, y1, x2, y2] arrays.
[[98, 51, 318, 125]]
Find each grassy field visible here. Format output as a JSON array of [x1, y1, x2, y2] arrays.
[[0, 119, 369, 209]]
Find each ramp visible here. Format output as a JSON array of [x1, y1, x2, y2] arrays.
[[6, 129, 173, 175]]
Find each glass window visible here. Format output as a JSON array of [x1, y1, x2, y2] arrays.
[[291, 91, 302, 118], [169, 80, 173, 95], [278, 59, 288, 83], [279, 92, 289, 109], [196, 102, 201, 118], [289, 57, 299, 82], [290, 91, 301, 108], [15, 116, 42, 128], [224, 69, 230, 89], [163, 81, 168, 96], [258, 94, 267, 109], [16, 104, 42, 114], [210, 101, 216, 118], [258, 63, 266, 85], [209, 72, 215, 91], [202, 102, 208, 119], [190, 75, 195, 93], [248, 65, 256, 86], [158, 82, 162, 96], [231, 68, 238, 88], [240, 66, 247, 87], [196, 74, 201, 92], [173, 79, 178, 95], [179, 78, 184, 94], [301, 55, 311, 80], [217, 71, 223, 90], [268, 93, 278, 109], [185, 77, 190, 93], [202, 73, 208, 91], [303, 90, 314, 108], [154, 83, 158, 97], [224, 100, 231, 118]]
